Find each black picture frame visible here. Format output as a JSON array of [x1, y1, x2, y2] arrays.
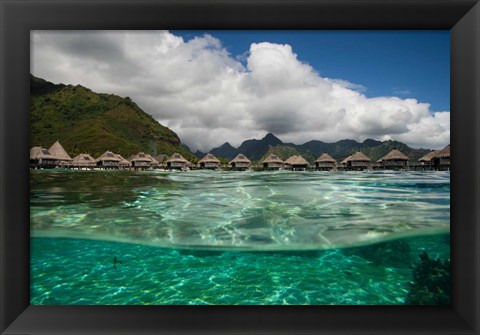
[[1, 0, 479, 334]]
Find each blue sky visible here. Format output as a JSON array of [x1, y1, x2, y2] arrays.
[[173, 30, 450, 112]]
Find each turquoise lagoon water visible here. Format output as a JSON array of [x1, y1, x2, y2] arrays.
[[30, 170, 450, 305]]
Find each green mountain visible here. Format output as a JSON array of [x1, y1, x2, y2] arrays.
[[30, 75, 195, 160]]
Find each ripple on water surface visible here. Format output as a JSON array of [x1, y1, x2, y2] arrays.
[[30, 170, 450, 250]]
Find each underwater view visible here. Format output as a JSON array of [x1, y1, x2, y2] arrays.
[[30, 170, 450, 305]]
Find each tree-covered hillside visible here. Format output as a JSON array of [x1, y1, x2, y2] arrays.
[[30, 75, 195, 160]]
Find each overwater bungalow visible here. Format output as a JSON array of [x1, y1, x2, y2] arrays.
[[229, 154, 251, 171], [342, 151, 371, 170], [96, 151, 121, 169], [284, 155, 309, 171], [339, 155, 351, 170], [30, 146, 58, 168], [433, 144, 450, 170], [71, 153, 96, 170], [198, 153, 221, 169], [166, 153, 191, 170], [115, 154, 131, 169], [314, 152, 337, 171], [48, 140, 72, 166], [378, 149, 409, 169], [261, 153, 284, 170], [129, 152, 154, 169], [418, 150, 437, 170]]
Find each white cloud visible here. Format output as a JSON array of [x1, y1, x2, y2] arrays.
[[31, 30, 450, 152]]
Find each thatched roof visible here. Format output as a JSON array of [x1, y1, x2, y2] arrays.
[[96, 151, 121, 162], [48, 141, 72, 161], [261, 153, 284, 164], [435, 144, 450, 158], [229, 153, 251, 164], [129, 152, 152, 162], [419, 150, 437, 162], [345, 151, 371, 162], [198, 153, 220, 164], [340, 155, 352, 164], [71, 153, 96, 166], [380, 149, 409, 161], [166, 153, 190, 164], [30, 147, 57, 160], [285, 155, 309, 166], [314, 152, 336, 163], [115, 154, 131, 166]]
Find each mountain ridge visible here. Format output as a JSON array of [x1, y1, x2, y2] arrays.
[[30, 75, 195, 160], [195, 134, 432, 163]]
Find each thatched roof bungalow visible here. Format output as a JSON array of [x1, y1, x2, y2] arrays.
[[198, 153, 221, 169], [166, 153, 191, 170], [71, 154, 96, 169], [417, 150, 437, 169], [229, 154, 251, 171], [96, 151, 121, 168], [419, 150, 437, 162], [284, 155, 309, 171], [48, 141, 72, 164], [379, 149, 409, 168], [128, 152, 155, 169], [435, 144, 450, 159], [433, 144, 450, 170], [314, 152, 336, 170], [30, 146, 58, 168], [261, 153, 284, 170], [340, 155, 351, 165], [342, 151, 371, 170]]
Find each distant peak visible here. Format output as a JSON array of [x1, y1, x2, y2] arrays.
[[220, 142, 235, 148], [262, 133, 282, 144]]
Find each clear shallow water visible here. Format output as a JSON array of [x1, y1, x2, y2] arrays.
[[31, 170, 450, 250], [30, 235, 450, 305], [30, 170, 450, 305]]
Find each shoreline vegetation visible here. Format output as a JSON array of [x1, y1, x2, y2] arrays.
[[31, 140, 450, 172]]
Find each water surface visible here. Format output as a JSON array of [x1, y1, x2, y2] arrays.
[[30, 170, 450, 305]]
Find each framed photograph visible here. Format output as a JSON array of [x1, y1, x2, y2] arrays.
[[1, 0, 479, 334]]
